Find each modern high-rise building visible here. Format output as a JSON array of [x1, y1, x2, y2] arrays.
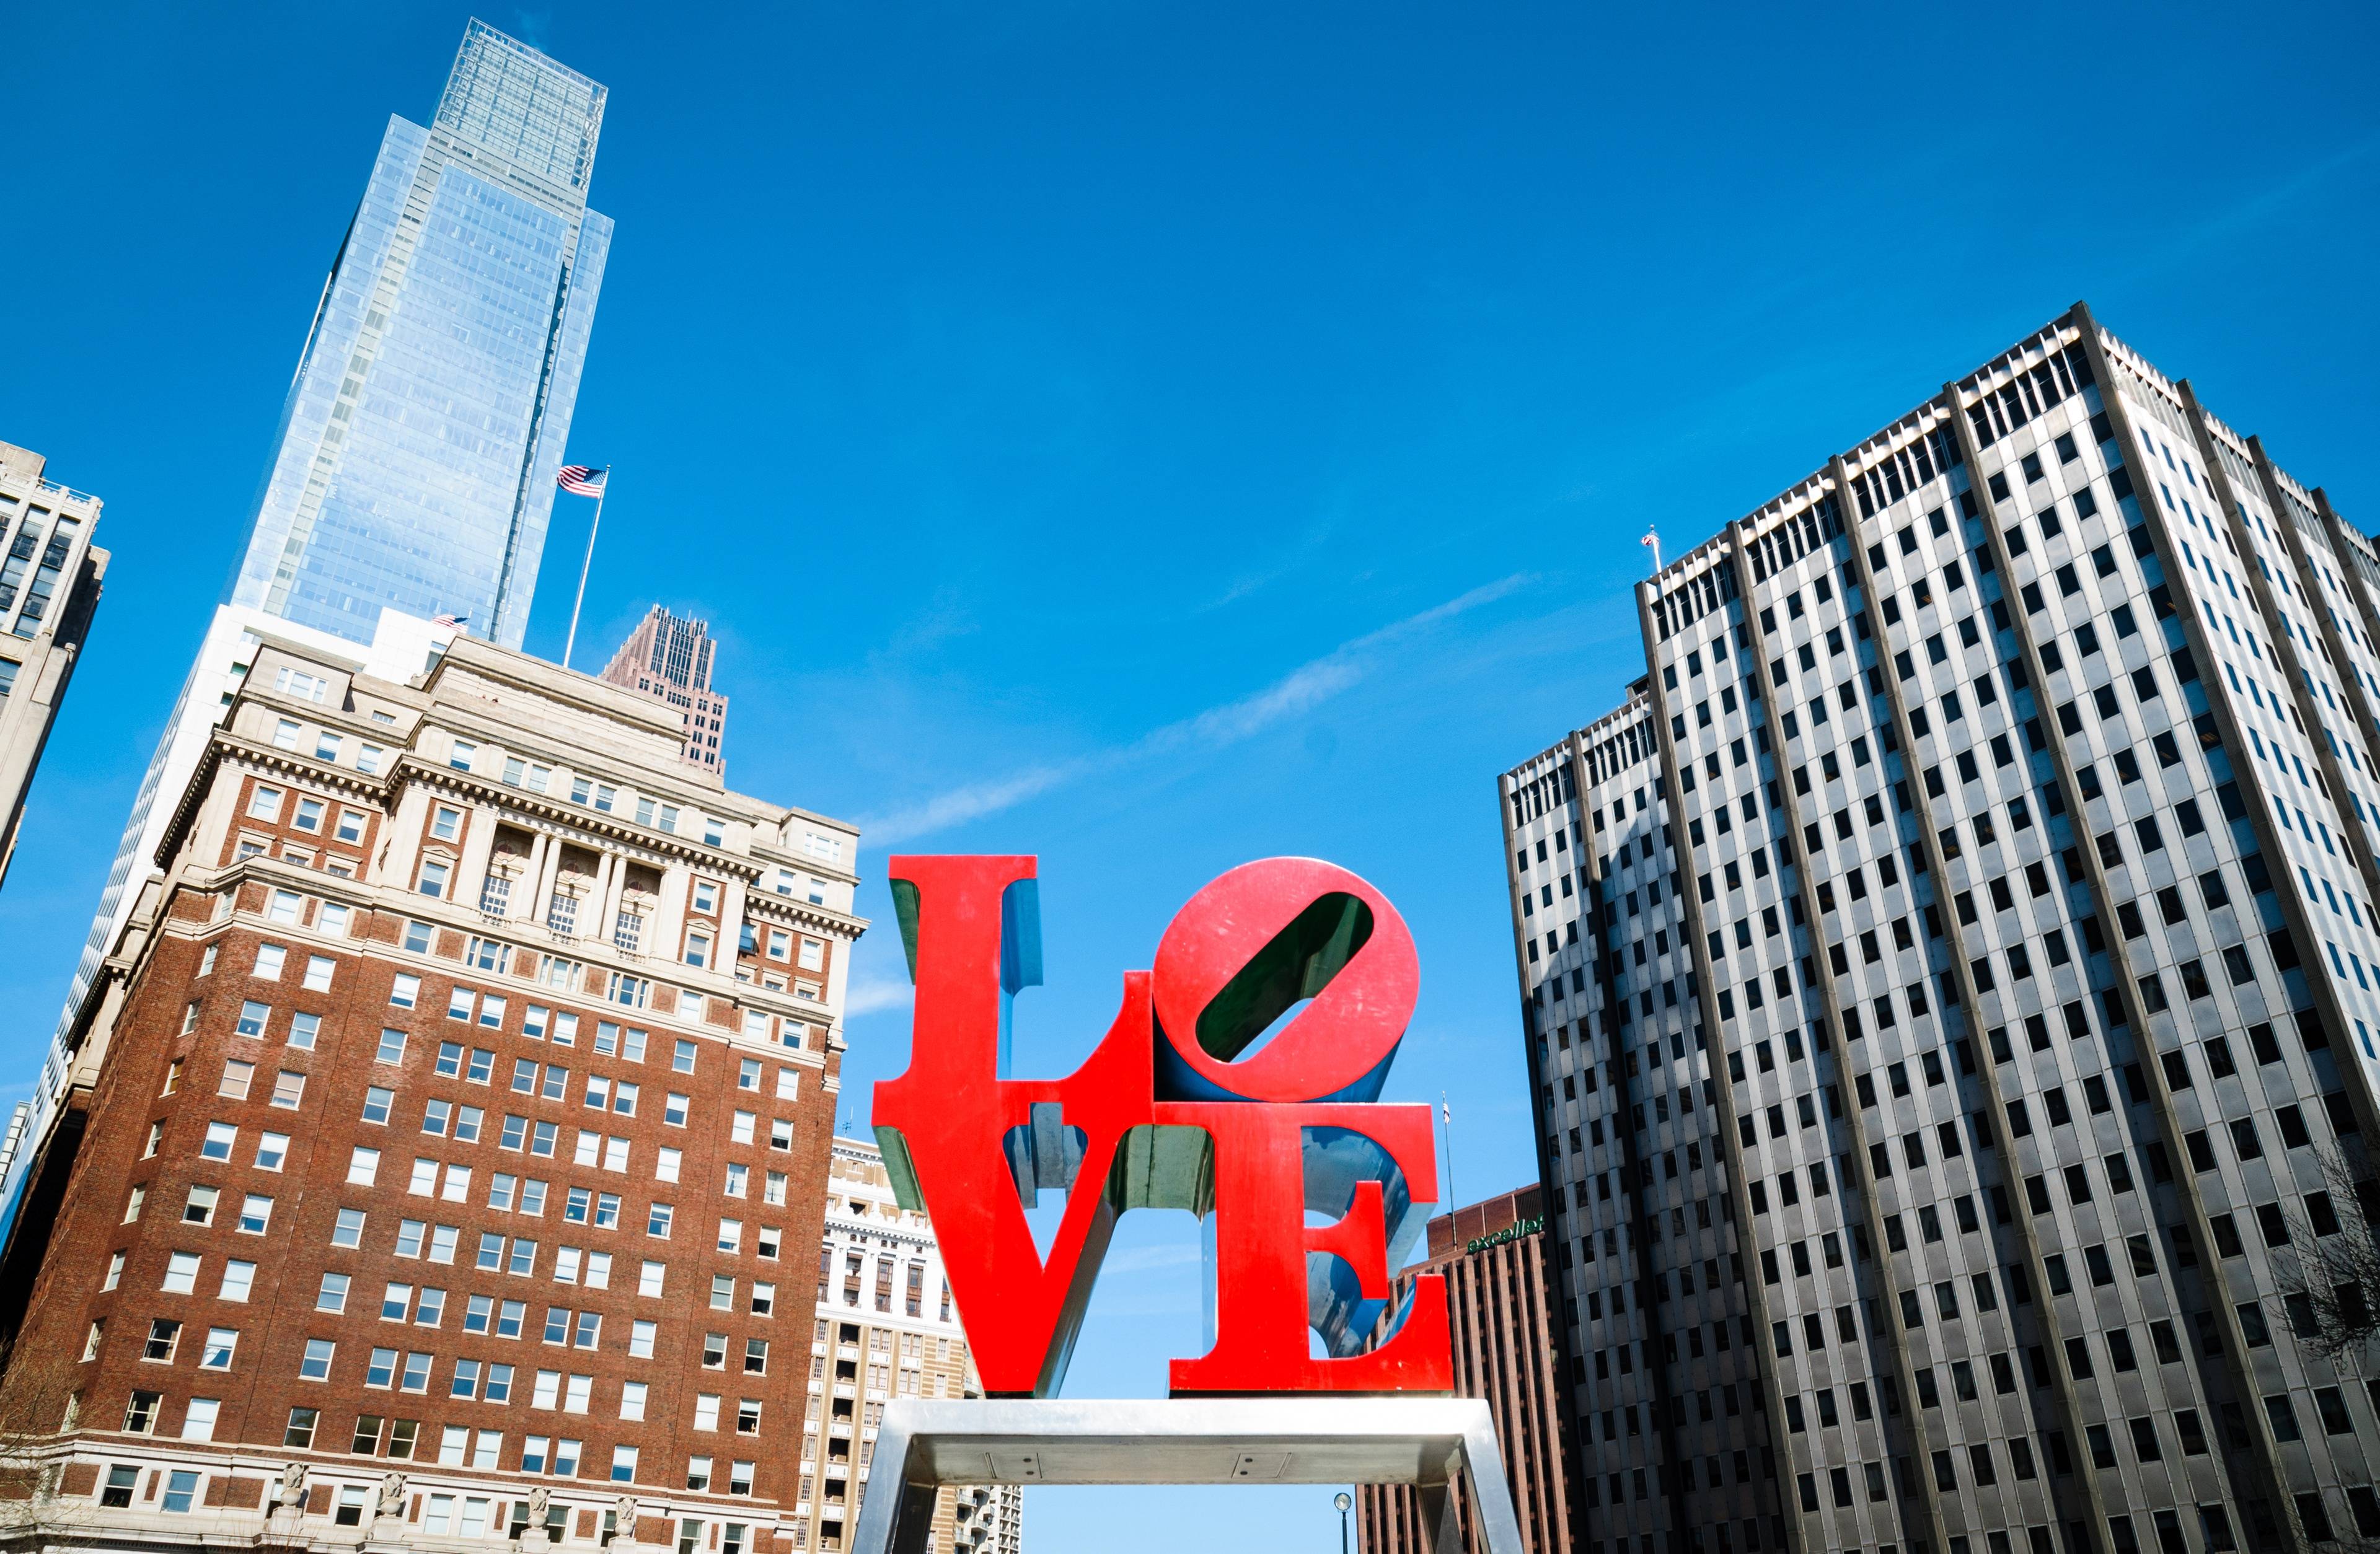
[[810, 1136, 1021, 1554], [0, 442, 108, 890], [1503, 687, 1787, 1554], [1500, 303, 2380, 1554], [237, 17, 609, 649], [1358, 1183, 1580, 1554], [0, 631, 864, 1551], [602, 607, 729, 773], [0, 19, 612, 1278]]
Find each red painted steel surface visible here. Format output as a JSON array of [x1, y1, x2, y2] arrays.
[[874, 855, 1452, 1398]]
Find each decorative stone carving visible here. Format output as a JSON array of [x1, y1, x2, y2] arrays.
[[276, 1462, 306, 1509], [378, 1473, 407, 1517]]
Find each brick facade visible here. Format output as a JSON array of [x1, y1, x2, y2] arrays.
[[2, 634, 864, 1552], [1359, 1185, 1580, 1554]]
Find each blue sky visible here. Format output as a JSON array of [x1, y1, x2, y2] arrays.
[[5, 1, 2378, 1545]]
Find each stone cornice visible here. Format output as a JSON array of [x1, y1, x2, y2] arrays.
[[133, 860, 848, 1055]]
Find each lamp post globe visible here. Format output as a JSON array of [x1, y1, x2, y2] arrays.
[[1334, 1491, 1353, 1554]]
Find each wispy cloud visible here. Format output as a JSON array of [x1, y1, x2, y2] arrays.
[[2124, 131, 2380, 285], [1101, 1243, 1205, 1275], [843, 973, 916, 1017], [857, 574, 1534, 846]]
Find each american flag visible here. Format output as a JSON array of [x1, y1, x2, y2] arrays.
[[433, 613, 467, 630], [557, 465, 607, 497]]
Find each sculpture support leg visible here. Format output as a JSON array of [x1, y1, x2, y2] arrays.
[[1458, 1419, 1526, 1554], [888, 1482, 940, 1554], [1414, 1481, 1458, 1554]]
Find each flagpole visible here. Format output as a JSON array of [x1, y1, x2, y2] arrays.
[[1440, 1092, 1457, 1211], [562, 468, 608, 671]]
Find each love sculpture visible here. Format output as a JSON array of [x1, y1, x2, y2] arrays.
[[853, 857, 1523, 1554]]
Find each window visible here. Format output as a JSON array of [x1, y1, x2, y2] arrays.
[[204, 1327, 239, 1367], [218, 1061, 253, 1099], [221, 1260, 257, 1301], [236, 1000, 270, 1037], [144, 1318, 182, 1361], [161, 1468, 201, 1511], [240, 1194, 275, 1234], [203, 1121, 237, 1160], [182, 1397, 223, 1441], [304, 955, 335, 993], [100, 1464, 139, 1507], [123, 1390, 162, 1433], [256, 1133, 289, 1170], [612, 1445, 640, 1483], [271, 1069, 306, 1108], [164, 1252, 201, 1293], [301, 1338, 337, 1380], [255, 943, 287, 980], [418, 858, 451, 898], [249, 785, 284, 820]]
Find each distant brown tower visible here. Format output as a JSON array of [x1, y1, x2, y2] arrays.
[[601, 605, 729, 773], [1360, 1184, 1580, 1554]]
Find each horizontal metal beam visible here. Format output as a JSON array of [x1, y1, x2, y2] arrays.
[[850, 1397, 1523, 1554]]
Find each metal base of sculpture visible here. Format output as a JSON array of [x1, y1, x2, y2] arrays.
[[848, 1396, 1523, 1554]]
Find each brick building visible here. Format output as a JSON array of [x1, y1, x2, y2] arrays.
[[0, 631, 865, 1552], [1358, 1184, 1579, 1554], [803, 1138, 1021, 1554]]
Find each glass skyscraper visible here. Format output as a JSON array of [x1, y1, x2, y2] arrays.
[[0, 19, 612, 1255], [235, 17, 610, 647]]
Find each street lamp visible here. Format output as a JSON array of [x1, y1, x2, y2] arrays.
[[1334, 1491, 1353, 1554]]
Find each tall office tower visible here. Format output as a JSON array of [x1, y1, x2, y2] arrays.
[[1358, 1183, 1581, 1554], [0, 442, 108, 889], [1501, 303, 2380, 1554], [0, 632, 865, 1550], [602, 607, 731, 773], [811, 1137, 1021, 1554], [0, 19, 611, 1276], [1501, 703, 1786, 1554]]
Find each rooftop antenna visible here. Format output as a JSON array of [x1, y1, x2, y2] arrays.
[[1641, 527, 1662, 575]]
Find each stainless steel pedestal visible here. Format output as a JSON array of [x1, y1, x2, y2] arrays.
[[848, 1397, 1523, 1554]]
